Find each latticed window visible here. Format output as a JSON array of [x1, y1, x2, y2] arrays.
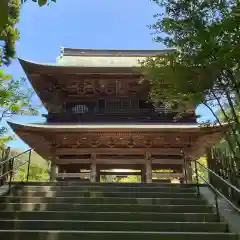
[[114, 100, 121, 108], [122, 99, 130, 108], [131, 99, 138, 108], [72, 104, 88, 113]]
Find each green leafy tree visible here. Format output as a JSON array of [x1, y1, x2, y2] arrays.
[[21, 0, 56, 7], [13, 163, 49, 181], [215, 100, 240, 162], [0, 0, 20, 65], [141, 0, 240, 163], [0, 0, 39, 144], [0, 0, 56, 31], [118, 175, 141, 183]]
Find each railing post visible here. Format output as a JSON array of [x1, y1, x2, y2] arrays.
[[26, 149, 32, 182], [8, 157, 14, 190], [181, 150, 188, 184], [214, 192, 220, 221], [194, 160, 200, 196], [183, 154, 188, 184]]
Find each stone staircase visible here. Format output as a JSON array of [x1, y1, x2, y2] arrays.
[[0, 182, 238, 239]]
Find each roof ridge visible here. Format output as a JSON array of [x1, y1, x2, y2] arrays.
[[61, 48, 175, 57]]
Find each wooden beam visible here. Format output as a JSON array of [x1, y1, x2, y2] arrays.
[[56, 158, 184, 165], [96, 159, 145, 164], [56, 172, 183, 178], [152, 159, 184, 164], [100, 172, 141, 176], [57, 159, 91, 164], [56, 148, 182, 155]]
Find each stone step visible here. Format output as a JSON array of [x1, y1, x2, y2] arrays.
[[13, 185, 197, 193], [0, 230, 237, 240], [0, 220, 229, 232], [8, 190, 199, 198], [13, 182, 197, 188], [0, 211, 220, 222], [0, 203, 214, 213], [0, 196, 206, 205]]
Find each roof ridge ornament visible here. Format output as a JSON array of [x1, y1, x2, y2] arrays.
[[60, 47, 64, 57]]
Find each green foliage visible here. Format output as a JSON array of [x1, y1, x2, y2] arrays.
[[14, 163, 49, 181], [101, 175, 141, 183], [0, 0, 20, 65], [0, 77, 39, 122], [20, 0, 56, 7], [215, 101, 240, 164], [142, 0, 240, 159], [0, 1, 39, 143], [10, 149, 49, 181], [118, 175, 141, 183], [142, 0, 239, 106], [192, 157, 209, 184], [0, 0, 8, 35], [0, 1, 56, 32], [100, 170, 141, 183]]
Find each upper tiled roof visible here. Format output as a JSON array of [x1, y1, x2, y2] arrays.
[[60, 48, 174, 57], [56, 47, 175, 67]]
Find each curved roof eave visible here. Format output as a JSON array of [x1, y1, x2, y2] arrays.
[[18, 58, 59, 68], [7, 121, 230, 134], [18, 58, 142, 75]]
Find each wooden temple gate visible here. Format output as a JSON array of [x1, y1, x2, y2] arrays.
[[7, 48, 227, 183]]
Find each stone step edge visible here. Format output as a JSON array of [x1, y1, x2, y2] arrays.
[[0, 203, 212, 207], [0, 230, 235, 235], [13, 182, 200, 185], [2, 196, 203, 200], [0, 211, 217, 214], [0, 219, 227, 224], [10, 190, 197, 193], [17, 185, 197, 189]]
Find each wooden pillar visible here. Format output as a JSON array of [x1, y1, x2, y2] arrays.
[[145, 152, 152, 183], [90, 154, 96, 183], [96, 168, 100, 182], [141, 168, 146, 183], [50, 163, 57, 181]]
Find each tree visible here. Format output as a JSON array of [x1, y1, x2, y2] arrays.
[[0, 0, 39, 144], [215, 100, 240, 162], [0, 0, 20, 65], [13, 163, 49, 181], [0, 0, 57, 32], [141, 0, 240, 163], [20, 0, 56, 7]]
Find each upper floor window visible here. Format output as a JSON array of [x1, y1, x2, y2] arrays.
[[72, 104, 88, 114], [114, 99, 121, 108]]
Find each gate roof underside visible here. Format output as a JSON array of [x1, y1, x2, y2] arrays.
[[8, 122, 228, 163]]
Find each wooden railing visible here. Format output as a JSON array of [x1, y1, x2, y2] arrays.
[[206, 147, 240, 207], [182, 151, 240, 219], [0, 148, 32, 190], [44, 111, 196, 123]]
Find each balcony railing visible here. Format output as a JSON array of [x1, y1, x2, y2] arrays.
[[44, 111, 196, 123]]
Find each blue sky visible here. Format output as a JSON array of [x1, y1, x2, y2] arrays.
[[4, 0, 214, 151]]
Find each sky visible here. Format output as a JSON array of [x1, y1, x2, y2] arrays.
[[3, 0, 215, 151]]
